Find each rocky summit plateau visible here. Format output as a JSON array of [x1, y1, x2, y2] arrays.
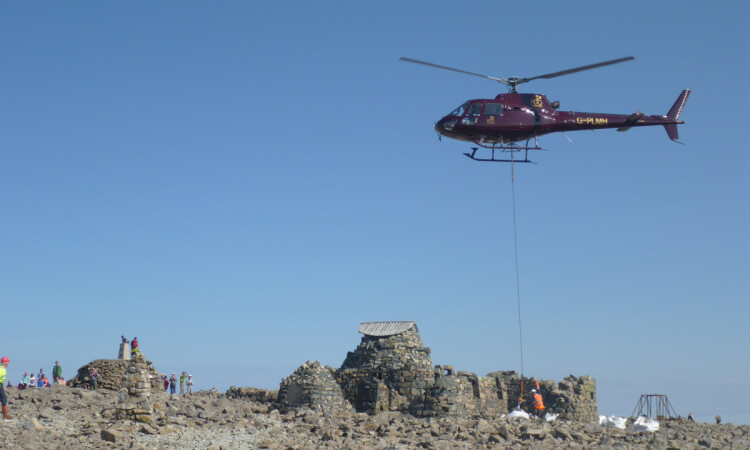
[[1, 386, 748, 449], [2, 321, 747, 448]]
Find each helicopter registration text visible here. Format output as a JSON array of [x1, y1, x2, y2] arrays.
[[576, 117, 608, 125]]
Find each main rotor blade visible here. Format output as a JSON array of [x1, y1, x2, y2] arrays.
[[523, 56, 635, 83], [399, 57, 504, 83]]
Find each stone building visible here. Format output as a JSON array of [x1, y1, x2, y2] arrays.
[[280, 320, 599, 422], [276, 361, 351, 413], [336, 321, 433, 414]]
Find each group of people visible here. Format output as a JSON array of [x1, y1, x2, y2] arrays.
[[161, 371, 193, 395], [15, 361, 66, 389], [0, 335, 209, 422]]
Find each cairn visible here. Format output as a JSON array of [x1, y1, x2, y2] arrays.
[[114, 352, 157, 423]]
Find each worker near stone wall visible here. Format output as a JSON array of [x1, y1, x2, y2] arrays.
[[531, 388, 545, 418]]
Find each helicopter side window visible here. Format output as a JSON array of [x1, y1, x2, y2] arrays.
[[462, 102, 483, 125], [483, 103, 503, 116]]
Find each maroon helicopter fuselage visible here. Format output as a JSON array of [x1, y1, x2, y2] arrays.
[[435, 91, 689, 145]]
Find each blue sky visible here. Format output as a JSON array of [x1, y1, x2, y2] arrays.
[[2, 2, 748, 424]]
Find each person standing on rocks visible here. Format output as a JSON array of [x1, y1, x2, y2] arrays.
[[0, 357, 12, 419], [169, 373, 177, 395], [716, 414, 721, 424], [131, 337, 139, 356], [688, 412, 695, 422], [186, 375, 193, 394], [52, 361, 62, 383], [90, 367, 99, 390], [180, 372, 186, 395], [531, 388, 546, 418]]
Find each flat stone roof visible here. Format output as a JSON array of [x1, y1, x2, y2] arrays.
[[359, 321, 416, 337]]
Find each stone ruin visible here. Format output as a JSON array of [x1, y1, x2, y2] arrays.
[[279, 321, 599, 422]]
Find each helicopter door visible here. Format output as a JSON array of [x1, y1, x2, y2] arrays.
[[461, 102, 483, 125]]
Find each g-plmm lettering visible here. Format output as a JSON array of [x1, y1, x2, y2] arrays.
[[576, 117, 608, 125]]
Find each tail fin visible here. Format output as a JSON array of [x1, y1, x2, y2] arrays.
[[667, 89, 690, 121], [664, 89, 690, 142]]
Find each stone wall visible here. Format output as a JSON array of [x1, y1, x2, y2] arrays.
[[495, 372, 598, 422], [226, 387, 277, 403], [420, 366, 508, 417], [546, 375, 598, 422]]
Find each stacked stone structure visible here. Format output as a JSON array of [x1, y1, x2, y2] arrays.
[[276, 361, 351, 413], [337, 321, 433, 414], [280, 320, 600, 422], [113, 352, 160, 423], [68, 353, 163, 393], [69, 351, 165, 424]]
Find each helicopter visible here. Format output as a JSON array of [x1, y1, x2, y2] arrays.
[[400, 56, 690, 162]]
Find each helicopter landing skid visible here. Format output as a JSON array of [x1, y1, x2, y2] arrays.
[[463, 142, 543, 163]]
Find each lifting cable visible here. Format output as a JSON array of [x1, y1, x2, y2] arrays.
[[509, 152, 525, 405]]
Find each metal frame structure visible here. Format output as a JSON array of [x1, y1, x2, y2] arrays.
[[631, 394, 678, 419]]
